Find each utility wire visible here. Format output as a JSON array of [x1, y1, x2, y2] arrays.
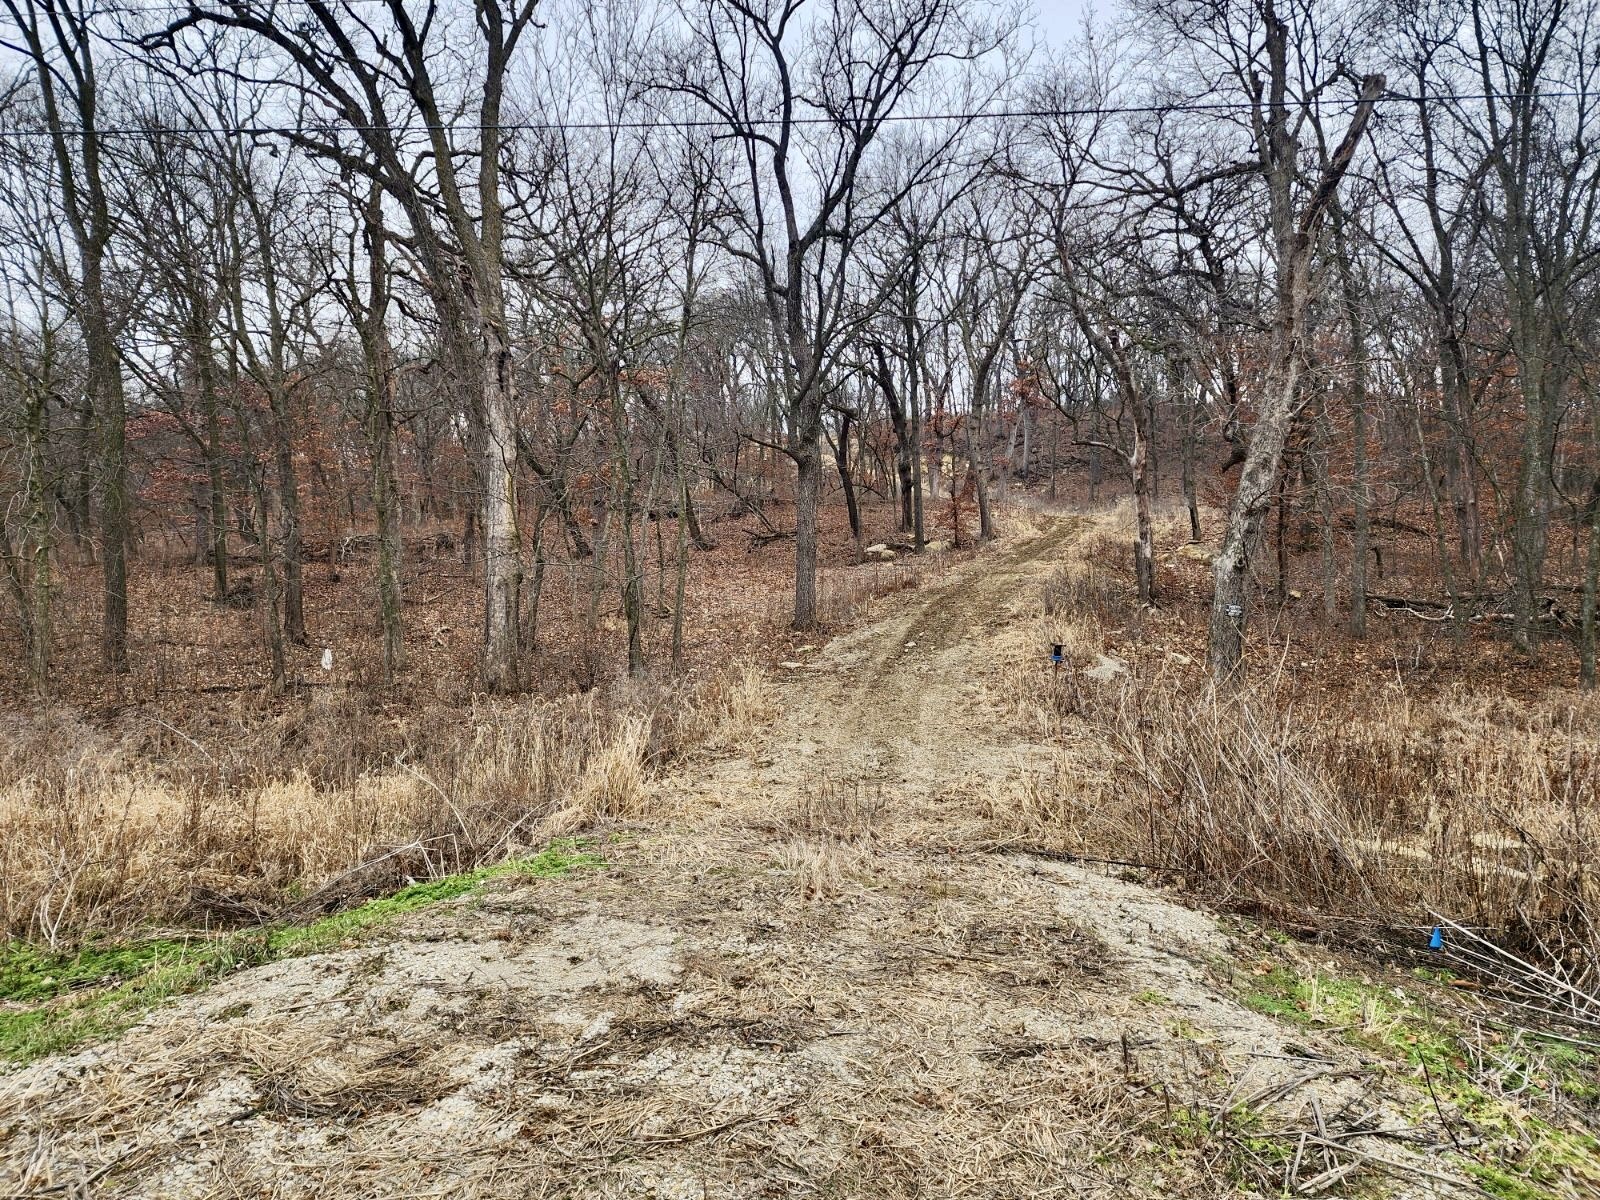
[[0, 89, 1588, 140]]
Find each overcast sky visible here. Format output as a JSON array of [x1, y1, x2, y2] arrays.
[[1033, 0, 1112, 48]]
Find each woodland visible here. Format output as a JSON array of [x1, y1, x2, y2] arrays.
[[4, 3, 1600, 1194], [0, 0, 1595, 701]]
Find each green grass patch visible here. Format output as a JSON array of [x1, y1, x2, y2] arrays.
[[1147, 1101, 1301, 1192], [1, 841, 602, 1067], [1241, 961, 1600, 1199], [264, 841, 602, 957]]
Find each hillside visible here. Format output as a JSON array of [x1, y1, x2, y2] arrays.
[[6, 509, 1597, 1199]]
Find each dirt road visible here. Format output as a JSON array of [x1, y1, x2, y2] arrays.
[[1, 514, 1447, 1198]]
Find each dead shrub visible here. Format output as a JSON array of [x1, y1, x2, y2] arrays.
[[1005, 669, 1600, 987], [818, 556, 932, 626], [786, 776, 881, 842], [1041, 560, 1128, 623], [993, 502, 1600, 987]]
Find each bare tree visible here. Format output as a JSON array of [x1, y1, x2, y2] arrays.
[[662, 0, 1001, 627], [1153, 0, 1385, 682], [153, 0, 543, 690], [1, 0, 132, 673]]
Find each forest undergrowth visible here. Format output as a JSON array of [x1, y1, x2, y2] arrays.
[[1004, 503, 1600, 1023], [0, 663, 774, 947]]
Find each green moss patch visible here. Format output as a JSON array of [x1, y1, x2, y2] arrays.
[[1241, 961, 1600, 1199]]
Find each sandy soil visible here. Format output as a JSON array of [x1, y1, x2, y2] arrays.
[[0, 513, 1462, 1198]]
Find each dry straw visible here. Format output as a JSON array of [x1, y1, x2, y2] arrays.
[[0, 664, 774, 945]]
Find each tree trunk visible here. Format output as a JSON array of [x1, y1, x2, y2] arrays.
[[371, 388, 404, 683], [1350, 370, 1370, 638], [672, 467, 689, 670], [1128, 368, 1156, 606], [1439, 334, 1481, 576], [880, 363, 915, 532], [521, 504, 550, 652], [1274, 469, 1290, 609], [1020, 405, 1032, 485], [1049, 413, 1059, 502], [83, 255, 129, 673], [358, 187, 404, 683], [22, 373, 51, 690], [1509, 354, 1557, 654], [1583, 508, 1600, 689], [1311, 400, 1337, 618], [1411, 400, 1466, 645], [613, 377, 645, 678], [832, 412, 862, 548], [15, 9, 130, 674], [1209, 383, 1299, 681], [253, 466, 286, 695], [187, 332, 231, 601], [965, 410, 994, 542], [793, 439, 821, 628], [479, 322, 523, 692], [1132, 435, 1154, 608], [1182, 381, 1200, 541], [1582, 379, 1600, 687], [270, 389, 306, 645], [907, 320, 927, 550]]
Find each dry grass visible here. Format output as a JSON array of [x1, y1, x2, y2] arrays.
[[3, 833, 1339, 1200], [1042, 534, 1134, 625], [817, 554, 939, 627], [0, 665, 774, 946], [999, 507, 1600, 992], [762, 775, 884, 900]]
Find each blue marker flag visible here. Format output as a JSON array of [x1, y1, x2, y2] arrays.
[[1428, 926, 1444, 951]]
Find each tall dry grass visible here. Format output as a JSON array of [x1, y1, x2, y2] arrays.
[[1004, 507, 1600, 988], [0, 663, 774, 946]]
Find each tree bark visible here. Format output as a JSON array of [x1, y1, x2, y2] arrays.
[[13, 0, 134, 675], [1331, 203, 1370, 637], [872, 343, 915, 533], [793, 438, 822, 628], [194, 340, 229, 601], [359, 187, 404, 683], [269, 389, 306, 645], [478, 318, 522, 691], [1182, 379, 1200, 541], [831, 411, 862, 548]]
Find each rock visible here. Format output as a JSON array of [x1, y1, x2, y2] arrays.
[[863, 545, 896, 561], [864, 543, 888, 554], [1165, 650, 1194, 667], [924, 539, 952, 553], [1082, 653, 1129, 684], [779, 661, 805, 669], [1177, 543, 1214, 564]]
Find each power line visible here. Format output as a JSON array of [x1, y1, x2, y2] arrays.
[[0, 89, 1588, 141], [24, 0, 389, 11]]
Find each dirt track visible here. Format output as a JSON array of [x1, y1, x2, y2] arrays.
[[0, 513, 1449, 1198]]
